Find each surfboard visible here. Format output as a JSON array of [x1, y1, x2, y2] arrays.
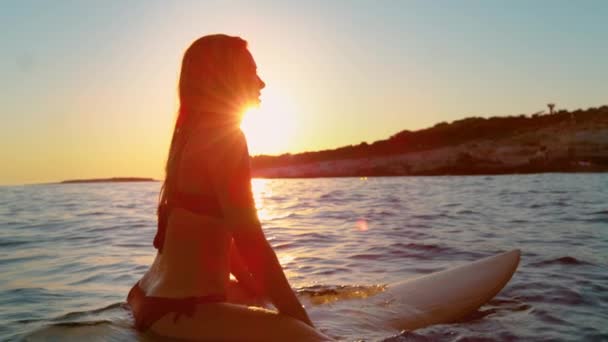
[[362, 249, 521, 331], [303, 249, 520, 339], [24, 250, 520, 341]]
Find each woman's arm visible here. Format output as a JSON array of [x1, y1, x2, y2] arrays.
[[229, 239, 262, 298], [205, 130, 314, 327], [232, 225, 314, 326]]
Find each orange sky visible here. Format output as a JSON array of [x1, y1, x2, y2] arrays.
[[1, 1, 607, 185]]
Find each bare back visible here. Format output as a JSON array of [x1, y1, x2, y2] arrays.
[[139, 127, 234, 298]]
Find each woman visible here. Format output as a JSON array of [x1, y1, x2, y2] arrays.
[[127, 35, 332, 341]]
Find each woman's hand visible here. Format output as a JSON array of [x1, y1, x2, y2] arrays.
[[233, 227, 315, 327], [229, 239, 264, 298]]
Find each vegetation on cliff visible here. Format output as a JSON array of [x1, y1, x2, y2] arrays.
[[251, 105, 608, 175]]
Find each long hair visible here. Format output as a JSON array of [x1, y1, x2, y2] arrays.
[[156, 35, 250, 239]]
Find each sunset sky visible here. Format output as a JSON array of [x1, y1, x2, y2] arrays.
[[1, 0, 607, 185]]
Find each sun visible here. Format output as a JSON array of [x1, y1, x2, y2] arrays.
[[240, 87, 296, 155]]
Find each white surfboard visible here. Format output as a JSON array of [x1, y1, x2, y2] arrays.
[[366, 249, 521, 331], [304, 249, 520, 339]]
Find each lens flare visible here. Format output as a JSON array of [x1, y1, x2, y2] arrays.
[[240, 86, 296, 155], [356, 218, 369, 232]]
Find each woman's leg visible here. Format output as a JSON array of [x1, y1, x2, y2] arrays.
[[149, 302, 333, 341]]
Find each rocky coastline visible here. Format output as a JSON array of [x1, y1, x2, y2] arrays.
[[251, 106, 608, 178]]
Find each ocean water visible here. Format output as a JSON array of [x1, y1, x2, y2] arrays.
[[1, 174, 607, 341]]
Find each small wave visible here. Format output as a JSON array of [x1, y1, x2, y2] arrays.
[[50, 302, 127, 322], [410, 214, 440, 220], [589, 209, 608, 215], [386, 196, 401, 204], [368, 210, 397, 218], [22, 318, 137, 341], [0, 239, 30, 248], [391, 242, 445, 252], [68, 274, 110, 286], [294, 232, 335, 245], [1, 220, 23, 226], [319, 190, 346, 200], [532, 308, 569, 325], [456, 209, 477, 215], [112, 243, 149, 249], [18, 302, 132, 340], [284, 212, 302, 219], [517, 286, 589, 306], [115, 204, 136, 209], [583, 217, 608, 224], [311, 268, 352, 276], [21, 320, 112, 340], [49, 319, 113, 327], [297, 284, 386, 305], [348, 253, 384, 261], [76, 211, 106, 217], [458, 298, 532, 322], [273, 242, 295, 250], [532, 256, 594, 266], [4, 287, 60, 296], [389, 242, 455, 259], [349, 242, 456, 262]]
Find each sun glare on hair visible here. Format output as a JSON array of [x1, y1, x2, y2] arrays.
[[240, 87, 296, 155]]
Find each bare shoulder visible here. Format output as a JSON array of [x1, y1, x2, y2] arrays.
[[186, 126, 247, 158]]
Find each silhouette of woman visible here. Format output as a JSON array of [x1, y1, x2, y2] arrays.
[[126, 35, 332, 340]]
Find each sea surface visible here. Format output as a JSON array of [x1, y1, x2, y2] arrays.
[[1, 174, 607, 341]]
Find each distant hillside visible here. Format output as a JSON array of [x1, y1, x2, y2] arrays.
[[251, 105, 608, 177], [61, 177, 157, 184]]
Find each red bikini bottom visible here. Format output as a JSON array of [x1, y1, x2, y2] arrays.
[[127, 282, 227, 332]]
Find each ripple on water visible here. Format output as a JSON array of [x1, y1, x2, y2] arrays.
[[531, 256, 594, 266], [0, 238, 33, 249]]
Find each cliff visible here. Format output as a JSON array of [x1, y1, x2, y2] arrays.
[[251, 106, 608, 177]]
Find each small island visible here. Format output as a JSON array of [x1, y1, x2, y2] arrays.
[[60, 177, 157, 184]]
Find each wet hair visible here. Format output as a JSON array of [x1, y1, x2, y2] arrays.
[[156, 34, 252, 239]]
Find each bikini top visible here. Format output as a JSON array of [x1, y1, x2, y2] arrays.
[[153, 189, 223, 253], [153, 137, 224, 253], [152, 128, 251, 253]]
